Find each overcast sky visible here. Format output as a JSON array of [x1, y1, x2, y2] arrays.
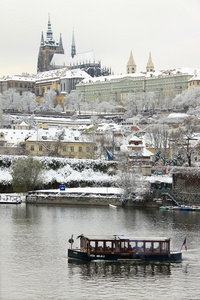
[[0, 0, 200, 77]]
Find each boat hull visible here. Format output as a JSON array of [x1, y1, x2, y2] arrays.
[[68, 249, 182, 262]]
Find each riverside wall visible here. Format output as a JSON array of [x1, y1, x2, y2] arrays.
[[171, 170, 200, 206], [26, 194, 158, 207]]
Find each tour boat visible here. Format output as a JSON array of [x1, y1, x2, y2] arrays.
[[68, 235, 182, 262]]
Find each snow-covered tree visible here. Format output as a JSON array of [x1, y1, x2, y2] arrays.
[[169, 120, 197, 167], [146, 124, 169, 156], [123, 92, 138, 118], [0, 94, 4, 127], [39, 89, 56, 111], [21, 91, 38, 112], [173, 88, 200, 111], [2, 89, 22, 111], [96, 101, 115, 113], [65, 91, 83, 114]]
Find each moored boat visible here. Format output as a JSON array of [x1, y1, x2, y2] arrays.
[[0, 194, 22, 204], [109, 204, 118, 209], [68, 235, 182, 262]]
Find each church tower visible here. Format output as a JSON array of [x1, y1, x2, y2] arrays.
[[37, 14, 64, 73], [126, 51, 136, 74], [146, 52, 154, 72], [71, 30, 76, 58]]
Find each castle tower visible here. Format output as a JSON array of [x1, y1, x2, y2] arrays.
[[37, 14, 65, 73], [126, 51, 136, 74], [146, 52, 154, 72], [71, 30, 76, 58]]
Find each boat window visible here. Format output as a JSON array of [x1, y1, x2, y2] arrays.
[[121, 241, 129, 252], [145, 242, 152, 252], [113, 241, 120, 252], [129, 241, 136, 251], [161, 242, 168, 252], [105, 241, 112, 252], [89, 241, 95, 252], [153, 242, 160, 252], [137, 242, 144, 252], [97, 241, 104, 252]]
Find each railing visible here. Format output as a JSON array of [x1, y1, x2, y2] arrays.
[[162, 192, 180, 206]]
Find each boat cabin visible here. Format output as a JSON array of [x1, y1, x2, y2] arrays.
[[80, 236, 170, 255]]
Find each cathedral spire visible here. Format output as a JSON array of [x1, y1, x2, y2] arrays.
[[126, 51, 136, 73], [46, 13, 53, 42], [146, 52, 154, 72], [40, 31, 44, 46], [59, 33, 64, 54], [71, 29, 76, 58]]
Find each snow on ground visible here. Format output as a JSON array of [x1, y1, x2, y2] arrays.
[[0, 168, 12, 184], [35, 187, 123, 195]]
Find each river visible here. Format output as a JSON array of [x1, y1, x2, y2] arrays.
[[0, 203, 200, 300]]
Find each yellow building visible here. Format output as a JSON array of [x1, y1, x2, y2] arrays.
[[188, 72, 200, 89], [23, 128, 94, 159], [0, 74, 35, 95], [35, 68, 68, 98]]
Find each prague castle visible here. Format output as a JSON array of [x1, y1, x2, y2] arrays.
[[37, 16, 111, 77]]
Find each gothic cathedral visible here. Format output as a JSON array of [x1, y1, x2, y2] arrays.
[[37, 15, 64, 73]]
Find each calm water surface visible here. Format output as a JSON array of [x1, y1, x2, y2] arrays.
[[0, 203, 200, 300]]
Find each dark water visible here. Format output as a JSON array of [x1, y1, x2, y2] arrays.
[[0, 203, 200, 300]]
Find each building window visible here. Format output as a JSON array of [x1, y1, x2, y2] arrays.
[[86, 147, 90, 152], [30, 145, 34, 151], [71, 146, 74, 152], [39, 146, 42, 151], [79, 146, 82, 152], [63, 146, 66, 152]]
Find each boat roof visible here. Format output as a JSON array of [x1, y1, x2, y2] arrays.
[[81, 235, 170, 242]]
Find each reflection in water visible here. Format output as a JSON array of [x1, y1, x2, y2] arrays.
[[68, 260, 172, 278]]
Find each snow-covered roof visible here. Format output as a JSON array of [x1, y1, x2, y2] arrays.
[[60, 68, 91, 80], [35, 68, 67, 82], [19, 121, 29, 126], [26, 127, 81, 143], [97, 123, 122, 132], [167, 113, 190, 119], [4, 74, 35, 82], [0, 129, 35, 146], [50, 51, 99, 68], [79, 67, 200, 85]]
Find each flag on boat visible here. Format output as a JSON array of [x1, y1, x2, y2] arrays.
[[182, 237, 187, 251], [106, 149, 113, 160]]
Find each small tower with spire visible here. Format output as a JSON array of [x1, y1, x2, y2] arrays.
[[71, 30, 76, 59], [127, 51, 136, 74], [37, 14, 65, 72], [146, 52, 154, 73]]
